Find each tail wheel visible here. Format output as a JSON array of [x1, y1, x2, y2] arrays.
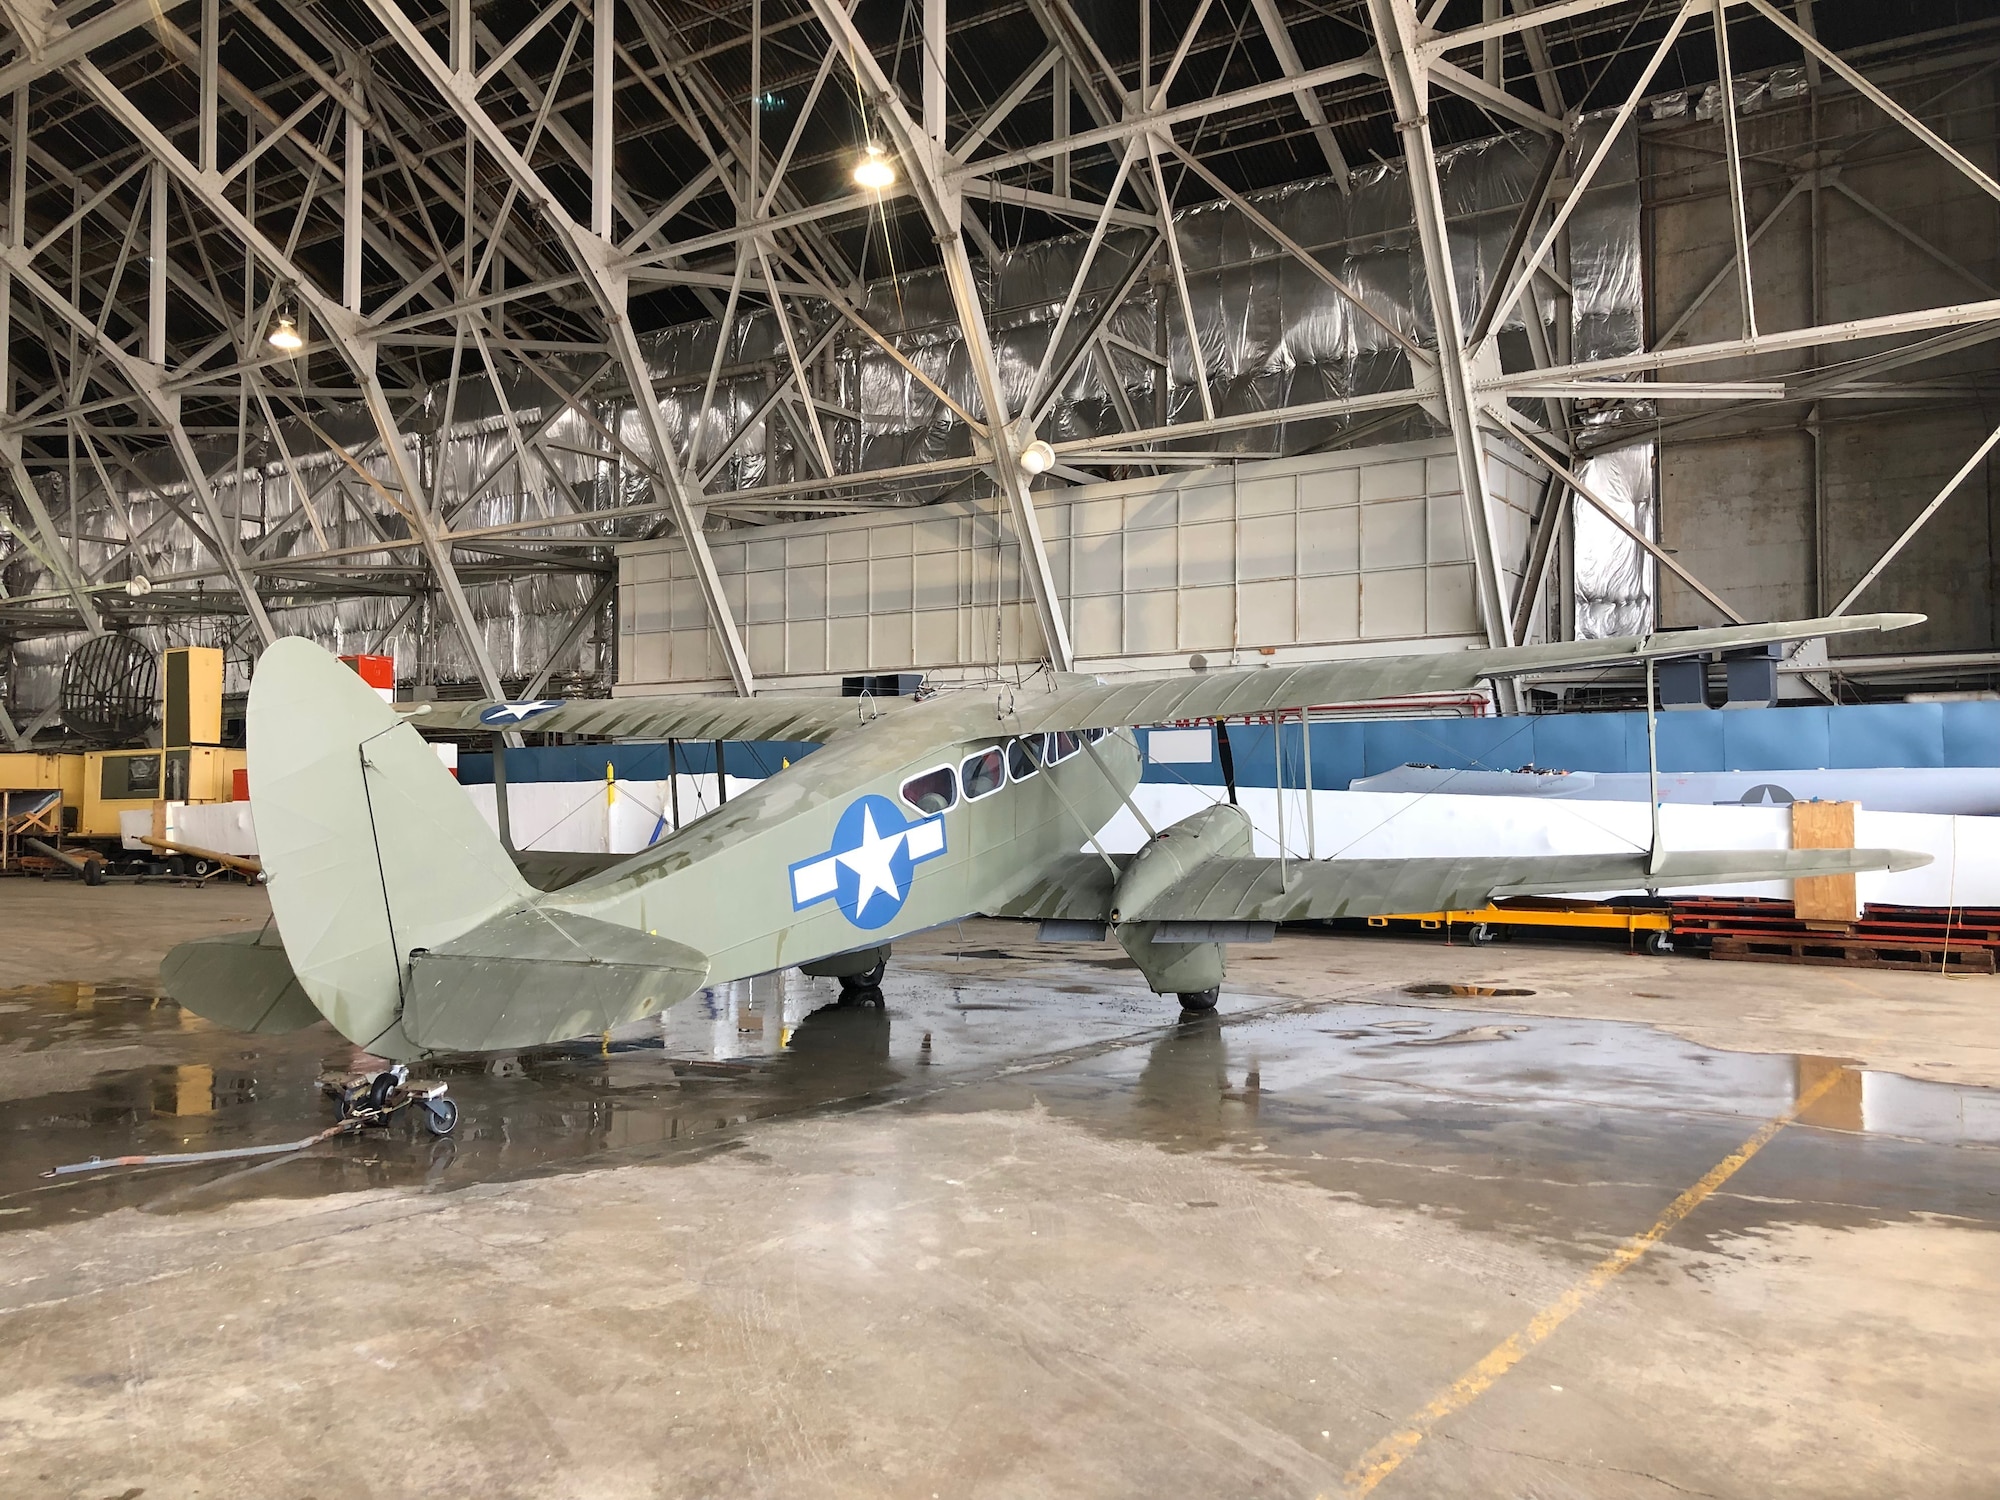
[[1177, 988, 1220, 1013]]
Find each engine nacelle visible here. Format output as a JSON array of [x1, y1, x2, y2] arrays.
[[1111, 802, 1254, 1001]]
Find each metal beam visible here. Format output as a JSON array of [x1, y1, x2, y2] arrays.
[[1368, 0, 1513, 650], [807, 0, 1076, 671], [360, 0, 756, 693]]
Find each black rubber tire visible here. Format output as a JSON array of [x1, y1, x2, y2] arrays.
[[421, 1098, 459, 1136], [1468, 923, 1496, 945], [366, 1072, 398, 1111], [164, 855, 188, 878], [1644, 931, 1675, 956], [1177, 988, 1220, 1013], [839, 958, 888, 993], [82, 858, 106, 887]]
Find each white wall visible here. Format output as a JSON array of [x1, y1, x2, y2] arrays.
[[618, 437, 1545, 693]]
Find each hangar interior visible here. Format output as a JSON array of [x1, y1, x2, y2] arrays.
[[4, 2, 2000, 1496]]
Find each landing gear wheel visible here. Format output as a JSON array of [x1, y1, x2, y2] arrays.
[[839, 958, 887, 995], [420, 1098, 459, 1136], [164, 855, 188, 878], [82, 857, 106, 886], [1177, 988, 1220, 1013], [1644, 931, 1675, 956], [366, 1071, 399, 1110]]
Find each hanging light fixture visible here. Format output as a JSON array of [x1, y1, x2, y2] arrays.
[[852, 142, 895, 191], [1018, 439, 1056, 476], [268, 312, 304, 353]]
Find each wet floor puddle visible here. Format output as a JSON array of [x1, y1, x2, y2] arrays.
[[4, 966, 1999, 1251]]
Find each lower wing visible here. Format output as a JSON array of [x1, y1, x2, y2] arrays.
[[1131, 848, 1931, 924]]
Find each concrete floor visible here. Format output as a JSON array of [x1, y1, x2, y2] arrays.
[[2, 881, 1998, 1498]]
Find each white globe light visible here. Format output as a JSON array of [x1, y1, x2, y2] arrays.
[[1018, 439, 1055, 476], [268, 314, 304, 353]]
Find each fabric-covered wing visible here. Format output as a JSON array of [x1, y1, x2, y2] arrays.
[[412, 693, 885, 743], [996, 613, 1921, 733], [1130, 847, 1933, 923], [983, 853, 1129, 921]]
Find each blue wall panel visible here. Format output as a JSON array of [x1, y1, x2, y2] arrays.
[[459, 702, 2000, 790]]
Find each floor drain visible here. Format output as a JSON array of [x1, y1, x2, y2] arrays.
[[1404, 982, 1536, 998]]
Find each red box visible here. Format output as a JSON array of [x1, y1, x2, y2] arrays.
[[231, 768, 249, 802], [338, 654, 395, 701]]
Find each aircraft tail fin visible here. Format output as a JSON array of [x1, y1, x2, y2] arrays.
[[246, 638, 534, 1057]]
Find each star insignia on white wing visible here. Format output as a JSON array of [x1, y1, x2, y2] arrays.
[[834, 806, 907, 909]]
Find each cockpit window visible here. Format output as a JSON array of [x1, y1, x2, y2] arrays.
[[1007, 736, 1041, 781], [901, 765, 957, 814], [961, 748, 1005, 800]]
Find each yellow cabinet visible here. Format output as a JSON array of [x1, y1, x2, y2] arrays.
[[0, 753, 86, 832]]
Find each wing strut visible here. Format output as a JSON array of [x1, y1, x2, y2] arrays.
[[1644, 652, 1664, 879]]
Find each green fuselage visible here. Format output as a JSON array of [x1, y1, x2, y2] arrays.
[[536, 698, 1144, 984]]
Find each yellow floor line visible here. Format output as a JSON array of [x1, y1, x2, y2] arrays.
[[1334, 1065, 1848, 1497]]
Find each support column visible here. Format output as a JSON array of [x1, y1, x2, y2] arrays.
[[807, 0, 1075, 670], [1368, 0, 1514, 652]]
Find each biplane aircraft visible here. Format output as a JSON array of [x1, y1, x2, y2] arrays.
[[164, 613, 1930, 1062]]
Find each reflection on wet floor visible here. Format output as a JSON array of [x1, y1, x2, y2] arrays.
[[4, 954, 1999, 1252]]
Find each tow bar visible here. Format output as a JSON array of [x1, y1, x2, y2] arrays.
[[42, 1068, 456, 1179]]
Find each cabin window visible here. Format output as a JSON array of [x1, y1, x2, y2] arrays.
[[1085, 727, 1107, 745], [1048, 731, 1081, 762], [961, 748, 1005, 800], [901, 766, 957, 814], [1007, 736, 1041, 782]]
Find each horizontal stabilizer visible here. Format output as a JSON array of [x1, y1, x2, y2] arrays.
[[161, 928, 323, 1035], [1127, 847, 1933, 924], [405, 907, 710, 1053]]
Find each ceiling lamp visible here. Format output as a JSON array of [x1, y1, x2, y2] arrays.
[[1018, 439, 1056, 476], [852, 143, 895, 191], [268, 313, 304, 353]]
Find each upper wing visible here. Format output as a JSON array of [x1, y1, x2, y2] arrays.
[[411, 693, 890, 743], [1129, 847, 1933, 924], [995, 613, 1921, 733]]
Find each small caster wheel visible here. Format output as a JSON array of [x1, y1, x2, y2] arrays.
[[82, 858, 106, 887], [1177, 988, 1219, 1013], [1644, 931, 1675, 956], [421, 1098, 459, 1136], [1468, 922, 1496, 946]]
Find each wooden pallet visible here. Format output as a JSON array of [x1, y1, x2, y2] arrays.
[[1709, 934, 1996, 973]]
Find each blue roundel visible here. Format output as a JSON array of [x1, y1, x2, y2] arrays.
[[788, 793, 949, 930], [478, 699, 564, 726]]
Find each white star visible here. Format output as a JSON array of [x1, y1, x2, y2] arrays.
[[834, 807, 906, 911]]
